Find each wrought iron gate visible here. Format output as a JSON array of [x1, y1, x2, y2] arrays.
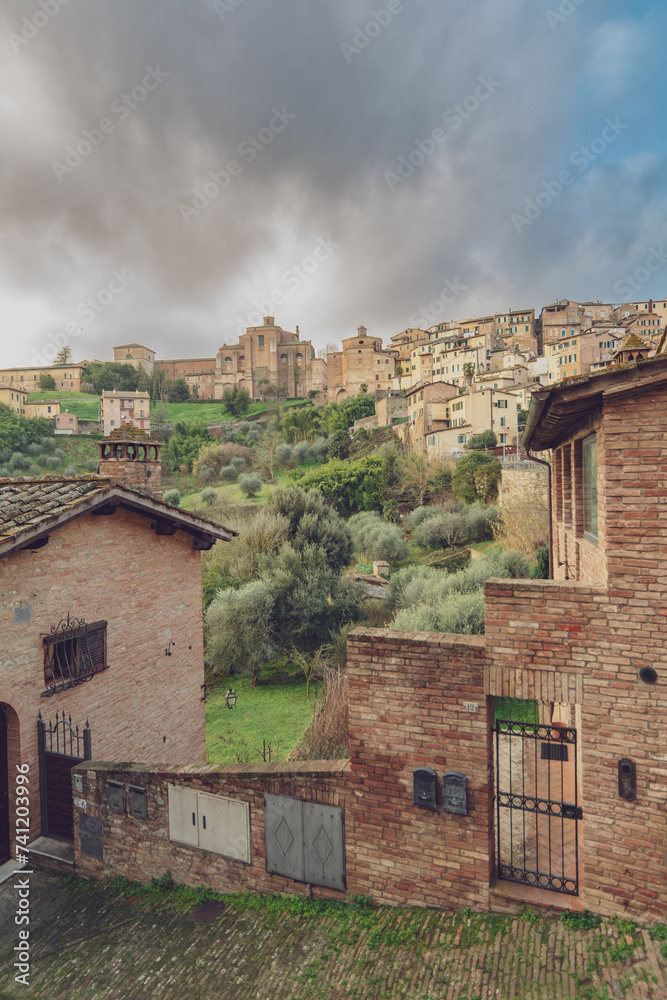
[[38, 712, 91, 840], [495, 719, 581, 895]]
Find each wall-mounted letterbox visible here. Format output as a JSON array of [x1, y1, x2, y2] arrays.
[[443, 772, 468, 816], [108, 780, 125, 814], [413, 767, 437, 810], [128, 785, 147, 820], [618, 758, 636, 801]]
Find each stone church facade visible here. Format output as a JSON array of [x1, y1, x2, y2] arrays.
[[214, 317, 316, 400]]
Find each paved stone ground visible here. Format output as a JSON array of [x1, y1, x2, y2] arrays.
[[0, 872, 666, 999]]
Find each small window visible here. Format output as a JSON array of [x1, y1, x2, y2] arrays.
[[257, 335, 265, 347], [582, 435, 598, 541], [43, 615, 108, 695]]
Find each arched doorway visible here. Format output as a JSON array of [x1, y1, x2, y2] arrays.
[[0, 709, 8, 864]]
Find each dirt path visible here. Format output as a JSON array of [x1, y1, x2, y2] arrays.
[[0, 872, 665, 999]]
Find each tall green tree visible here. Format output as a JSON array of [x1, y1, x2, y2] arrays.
[[38, 373, 56, 390], [221, 386, 251, 417], [452, 451, 501, 503], [83, 362, 139, 393], [167, 378, 191, 402], [53, 346, 74, 365]]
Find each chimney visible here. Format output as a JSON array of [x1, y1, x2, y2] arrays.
[[98, 430, 162, 497]]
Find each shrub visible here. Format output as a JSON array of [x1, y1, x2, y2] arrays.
[[393, 589, 486, 635], [327, 430, 350, 460], [85, 459, 99, 472], [27, 443, 42, 456], [197, 465, 214, 484], [296, 665, 349, 759], [238, 473, 262, 498], [292, 454, 390, 517], [162, 489, 182, 506], [348, 511, 409, 564], [201, 487, 218, 506], [413, 510, 467, 549], [44, 456, 61, 470], [452, 451, 501, 503], [9, 453, 31, 471], [191, 442, 253, 480], [220, 465, 237, 481], [64, 465, 79, 476], [275, 443, 294, 467], [40, 436, 56, 452], [404, 504, 448, 530], [268, 486, 353, 574], [230, 456, 246, 470], [53, 448, 66, 461], [531, 545, 550, 579], [205, 579, 276, 683], [292, 440, 311, 465], [310, 436, 328, 462]]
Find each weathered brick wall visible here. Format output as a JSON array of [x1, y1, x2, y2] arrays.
[[0, 508, 207, 850], [74, 761, 349, 900], [345, 629, 493, 910], [484, 578, 667, 921]]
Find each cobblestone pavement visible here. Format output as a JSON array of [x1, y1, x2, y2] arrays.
[[0, 872, 666, 999]]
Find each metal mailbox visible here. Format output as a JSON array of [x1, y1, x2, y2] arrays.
[[413, 767, 438, 810], [128, 785, 148, 820], [443, 771, 468, 816], [108, 780, 125, 814]]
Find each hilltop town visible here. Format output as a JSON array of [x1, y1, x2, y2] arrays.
[[1, 295, 664, 459]]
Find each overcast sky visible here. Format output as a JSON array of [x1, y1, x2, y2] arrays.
[[1, 0, 666, 366]]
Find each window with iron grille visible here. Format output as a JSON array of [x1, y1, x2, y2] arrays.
[[43, 615, 108, 696]]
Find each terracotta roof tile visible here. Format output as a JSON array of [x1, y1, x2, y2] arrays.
[[0, 476, 112, 539]]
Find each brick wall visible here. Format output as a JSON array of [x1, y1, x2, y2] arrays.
[[67, 606, 667, 921], [345, 629, 493, 910], [74, 760, 349, 900], [0, 508, 207, 852], [484, 578, 667, 921]]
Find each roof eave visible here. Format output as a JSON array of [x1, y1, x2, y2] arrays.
[[0, 484, 236, 558]]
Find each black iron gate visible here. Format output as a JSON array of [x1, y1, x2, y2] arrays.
[[495, 719, 581, 895], [38, 712, 92, 840]]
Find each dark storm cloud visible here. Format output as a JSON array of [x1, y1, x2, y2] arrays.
[[0, 0, 666, 363]]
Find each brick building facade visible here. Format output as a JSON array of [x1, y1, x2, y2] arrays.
[[0, 478, 234, 866], [69, 353, 667, 923]]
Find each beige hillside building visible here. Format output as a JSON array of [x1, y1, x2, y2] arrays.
[[113, 344, 156, 375], [0, 363, 88, 393], [100, 390, 151, 437], [327, 326, 396, 401], [215, 317, 315, 399]]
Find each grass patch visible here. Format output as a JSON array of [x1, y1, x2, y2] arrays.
[[162, 398, 307, 424], [205, 661, 317, 765], [181, 460, 324, 511], [27, 390, 100, 421]]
